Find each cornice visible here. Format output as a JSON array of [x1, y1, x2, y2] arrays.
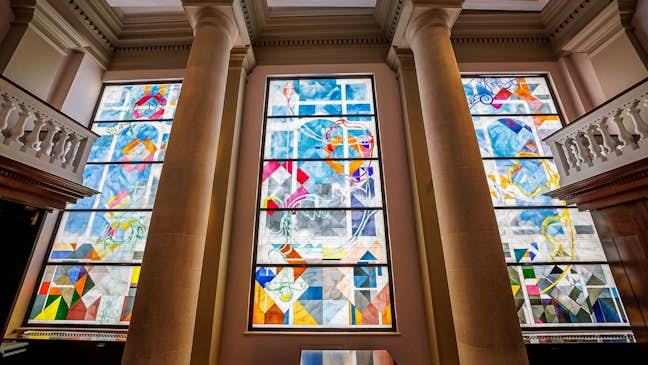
[[544, 0, 613, 51], [560, 1, 624, 54], [114, 43, 192, 55], [254, 36, 390, 48]]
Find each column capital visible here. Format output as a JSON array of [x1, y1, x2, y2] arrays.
[[405, 7, 459, 45], [386, 47, 416, 74], [229, 45, 256, 75], [185, 5, 238, 44]]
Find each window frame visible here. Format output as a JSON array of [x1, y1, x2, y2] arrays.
[[23, 79, 182, 329], [247, 74, 398, 332]]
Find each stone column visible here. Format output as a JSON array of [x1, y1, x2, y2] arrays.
[[405, 8, 528, 365], [389, 47, 459, 365], [122, 6, 237, 365], [190, 46, 253, 365]]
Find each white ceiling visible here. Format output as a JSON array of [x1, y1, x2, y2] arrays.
[[105, 0, 183, 15], [267, 0, 376, 7], [463, 0, 550, 11]]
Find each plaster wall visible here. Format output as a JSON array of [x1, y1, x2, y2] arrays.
[[0, 0, 10, 44], [3, 27, 65, 100], [633, 0, 648, 57], [590, 32, 648, 99], [60, 54, 104, 125], [218, 63, 432, 365]]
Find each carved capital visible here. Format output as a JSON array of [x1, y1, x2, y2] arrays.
[[405, 8, 454, 45], [186, 6, 238, 43]]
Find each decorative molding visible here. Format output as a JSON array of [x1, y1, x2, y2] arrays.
[[451, 35, 550, 45], [114, 43, 192, 54], [560, 1, 624, 54], [254, 36, 389, 48]]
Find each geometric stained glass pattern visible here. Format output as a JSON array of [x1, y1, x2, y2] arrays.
[[28, 82, 181, 326], [253, 266, 391, 328], [28, 265, 139, 325], [510, 264, 627, 325], [463, 77, 558, 115], [49, 211, 151, 263], [464, 75, 628, 331], [252, 76, 394, 330], [498, 208, 605, 264]]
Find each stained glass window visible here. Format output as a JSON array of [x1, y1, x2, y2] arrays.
[[251, 76, 394, 330], [463, 76, 630, 332], [27, 82, 181, 325]]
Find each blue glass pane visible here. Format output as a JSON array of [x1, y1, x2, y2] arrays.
[[473, 116, 561, 158], [483, 159, 563, 206], [261, 160, 382, 209], [69, 163, 162, 210], [88, 122, 172, 162], [96, 83, 181, 121], [264, 117, 377, 160], [463, 77, 557, 115], [267, 78, 374, 116], [50, 211, 151, 263], [497, 208, 605, 263]]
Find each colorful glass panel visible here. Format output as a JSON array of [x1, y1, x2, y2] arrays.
[[510, 264, 627, 325], [472, 116, 560, 157], [498, 208, 605, 263], [462, 77, 557, 115], [260, 160, 382, 209], [50, 211, 151, 263], [88, 122, 172, 163], [28, 82, 181, 326], [95, 83, 181, 121], [253, 266, 392, 328], [257, 209, 387, 264], [252, 76, 393, 330], [267, 78, 374, 117], [264, 117, 377, 160], [464, 75, 628, 332], [483, 159, 563, 206], [28, 265, 139, 325]]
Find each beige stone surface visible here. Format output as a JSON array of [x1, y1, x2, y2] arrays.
[[405, 7, 528, 365], [121, 6, 237, 365]]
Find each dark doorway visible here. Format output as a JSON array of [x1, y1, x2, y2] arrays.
[[0, 199, 45, 334]]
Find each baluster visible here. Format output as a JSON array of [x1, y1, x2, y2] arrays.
[[552, 140, 571, 176], [599, 117, 620, 156], [4, 105, 32, 147], [72, 137, 88, 173], [585, 124, 606, 161], [574, 131, 593, 167], [0, 94, 16, 141], [564, 137, 580, 172], [37, 120, 60, 158], [62, 133, 80, 169], [625, 100, 648, 140], [612, 109, 637, 149], [50, 129, 70, 163], [22, 114, 46, 153]]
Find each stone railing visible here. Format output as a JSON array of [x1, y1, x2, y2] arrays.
[[0, 77, 97, 184], [544, 78, 648, 186]]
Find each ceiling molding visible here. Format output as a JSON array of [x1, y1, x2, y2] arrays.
[[561, 1, 624, 54]]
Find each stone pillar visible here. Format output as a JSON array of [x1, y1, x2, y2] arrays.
[[122, 6, 237, 365], [190, 46, 253, 365], [405, 8, 528, 365], [389, 47, 459, 365]]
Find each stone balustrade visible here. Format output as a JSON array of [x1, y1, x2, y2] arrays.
[[545, 78, 648, 186], [0, 77, 97, 184]]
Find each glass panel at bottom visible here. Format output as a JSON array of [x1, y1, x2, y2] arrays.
[[252, 265, 392, 329], [28, 265, 139, 325], [510, 264, 628, 327]]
